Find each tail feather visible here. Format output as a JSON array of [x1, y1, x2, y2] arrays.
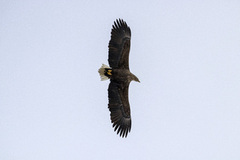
[[98, 64, 111, 81]]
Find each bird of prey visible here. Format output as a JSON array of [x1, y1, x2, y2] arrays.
[[98, 19, 140, 138]]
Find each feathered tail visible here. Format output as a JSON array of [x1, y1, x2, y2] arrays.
[[98, 64, 111, 81]]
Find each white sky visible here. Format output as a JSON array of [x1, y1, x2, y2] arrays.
[[1, 0, 240, 160]]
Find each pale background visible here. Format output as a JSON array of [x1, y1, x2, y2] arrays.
[[1, 1, 240, 159]]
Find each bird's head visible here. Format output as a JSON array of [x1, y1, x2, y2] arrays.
[[132, 74, 140, 83]]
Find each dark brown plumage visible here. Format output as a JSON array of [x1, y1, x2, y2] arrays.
[[98, 19, 140, 138]]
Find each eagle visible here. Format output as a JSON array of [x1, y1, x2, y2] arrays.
[[98, 19, 140, 138]]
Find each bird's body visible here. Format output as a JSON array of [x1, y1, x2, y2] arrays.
[[109, 69, 134, 82], [98, 19, 139, 138]]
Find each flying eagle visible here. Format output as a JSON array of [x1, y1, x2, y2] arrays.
[[98, 19, 140, 138]]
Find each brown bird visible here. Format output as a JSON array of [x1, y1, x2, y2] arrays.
[[98, 19, 140, 138]]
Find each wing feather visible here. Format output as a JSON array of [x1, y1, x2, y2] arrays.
[[108, 81, 131, 138], [108, 19, 131, 69]]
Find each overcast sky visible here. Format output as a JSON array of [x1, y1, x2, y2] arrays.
[[1, 1, 240, 160]]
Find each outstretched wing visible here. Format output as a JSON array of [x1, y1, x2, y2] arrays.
[[108, 19, 131, 69], [108, 80, 131, 137]]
